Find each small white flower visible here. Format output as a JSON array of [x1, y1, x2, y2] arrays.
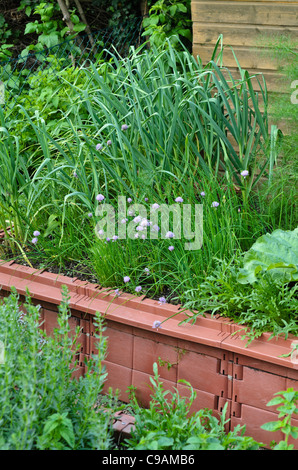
[[140, 218, 149, 227]]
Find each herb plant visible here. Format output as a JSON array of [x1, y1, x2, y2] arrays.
[[0, 287, 114, 450]]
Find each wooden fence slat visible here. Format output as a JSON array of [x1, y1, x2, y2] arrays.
[[192, 0, 297, 3], [191, 2, 298, 26], [213, 67, 289, 93], [193, 23, 298, 48], [193, 44, 280, 70]]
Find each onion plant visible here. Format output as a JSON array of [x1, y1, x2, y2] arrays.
[[69, 39, 275, 200]]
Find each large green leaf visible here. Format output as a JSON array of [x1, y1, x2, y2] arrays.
[[237, 228, 298, 284]]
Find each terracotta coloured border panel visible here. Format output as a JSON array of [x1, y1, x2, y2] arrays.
[[0, 260, 295, 367]]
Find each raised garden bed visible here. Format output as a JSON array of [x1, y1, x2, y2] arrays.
[[0, 258, 297, 448]]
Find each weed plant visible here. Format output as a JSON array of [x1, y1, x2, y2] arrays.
[[261, 388, 298, 450], [124, 362, 261, 450]]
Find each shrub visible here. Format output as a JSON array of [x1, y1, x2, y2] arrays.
[[143, 0, 192, 50]]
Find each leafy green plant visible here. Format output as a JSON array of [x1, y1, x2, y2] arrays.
[[37, 412, 76, 450], [0, 287, 114, 450], [143, 0, 192, 50], [124, 362, 260, 450], [22, 1, 86, 51], [7, 58, 92, 148], [180, 255, 298, 343], [237, 228, 298, 284], [103, 0, 141, 26], [0, 14, 14, 60], [261, 388, 298, 450]]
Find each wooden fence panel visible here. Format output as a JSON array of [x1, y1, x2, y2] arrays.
[[191, 0, 298, 92]]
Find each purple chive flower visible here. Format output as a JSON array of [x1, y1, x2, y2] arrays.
[[32, 237, 38, 245], [200, 191, 205, 197], [127, 197, 132, 203], [98, 229, 104, 236], [165, 231, 174, 239], [144, 197, 148, 202], [141, 234, 146, 239], [121, 124, 128, 131], [152, 320, 162, 329], [106, 237, 111, 242], [144, 268, 150, 275], [211, 201, 219, 208], [121, 218, 128, 224], [135, 286, 142, 293], [158, 297, 166, 305], [175, 197, 183, 203], [33, 231, 40, 237], [168, 245, 174, 251], [151, 224, 160, 232], [96, 194, 105, 202], [123, 276, 130, 283], [133, 216, 142, 223], [96, 143, 103, 151], [73, 171, 78, 178], [241, 170, 249, 178], [152, 203, 160, 210], [107, 140, 112, 146], [128, 210, 134, 216], [88, 213, 93, 218], [134, 233, 139, 238], [112, 235, 119, 241], [114, 288, 120, 297]]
